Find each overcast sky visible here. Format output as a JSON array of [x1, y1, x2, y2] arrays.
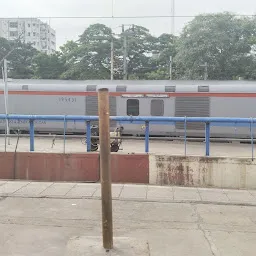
[[1, 0, 256, 48]]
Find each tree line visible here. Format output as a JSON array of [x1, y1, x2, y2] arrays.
[[1, 12, 256, 80]]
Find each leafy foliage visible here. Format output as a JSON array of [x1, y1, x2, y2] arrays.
[[32, 52, 65, 79], [1, 13, 256, 81], [174, 13, 256, 80]]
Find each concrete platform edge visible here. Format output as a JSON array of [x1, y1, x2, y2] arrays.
[[65, 236, 150, 256]]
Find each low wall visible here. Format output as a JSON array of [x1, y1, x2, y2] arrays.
[[150, 155, 256, 189], [1, 152, 256, 189], [0, 152, 149, 184]]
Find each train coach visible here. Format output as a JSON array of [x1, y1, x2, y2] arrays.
[[1, 79, 256, 138]]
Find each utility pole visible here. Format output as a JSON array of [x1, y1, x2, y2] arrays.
[[98, 88, 113, 250], [203, 62, 208, 80], [169, 56, 173, 80], [200, 62, 208, 80], [171, 0, 175, 35], [122, 24, 128, 80], [110, 36, 114, 80], [3, 59, 10, 145]]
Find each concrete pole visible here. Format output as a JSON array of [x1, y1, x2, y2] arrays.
[[169, 56, 173, 80], [3, 59, 10, 145], [200, 62, 208, 80], [171, 0, 175, 35], [111, 37, 114, 80], [204, 62, 208, 80], [123, 34, 128, 80], [98, 88, 113, 250], [122, 24, 128, 80]]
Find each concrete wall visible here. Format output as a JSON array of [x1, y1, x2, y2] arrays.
[[149, 155, 256, 189], [0, 152, 149, 184], [1, 152, 256, 189]]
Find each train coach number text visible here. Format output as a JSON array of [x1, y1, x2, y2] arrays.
[[0, 120, 46, 124], [58, 97, 77, 103]]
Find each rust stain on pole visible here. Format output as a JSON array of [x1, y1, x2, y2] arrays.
[[98, 88, 113, 250]]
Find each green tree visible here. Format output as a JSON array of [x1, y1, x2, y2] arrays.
[[174, 12, 256, 80], [0, 37, 11, 62], [9, 42, 38, 79], [64, 24, 114, 80], [32, 52, 65, 79], [122, 25, 157, 79], [59, 40, 80, 80], [0, 37, 38, 79], [59, 24, 162, 80], [145, 33, 177, 80]]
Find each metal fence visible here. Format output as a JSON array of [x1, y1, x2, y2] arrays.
[[0, 114, 255, 158]]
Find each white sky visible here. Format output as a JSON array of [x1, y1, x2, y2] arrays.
[[0, 0, 256, 48]]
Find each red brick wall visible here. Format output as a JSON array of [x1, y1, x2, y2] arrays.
[[0, 152, 149, 184]]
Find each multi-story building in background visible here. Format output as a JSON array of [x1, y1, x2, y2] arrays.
[[0, 18, 56, 54]]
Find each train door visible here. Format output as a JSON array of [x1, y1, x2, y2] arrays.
[[149, 86, 176, 136], [85, 85, 117, 131], [175, 85, 210, 137], [115, 85, 143, 135]]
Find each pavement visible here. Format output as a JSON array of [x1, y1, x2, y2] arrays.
[[0, 137, 256, 158], [1, 181, 256, 255]]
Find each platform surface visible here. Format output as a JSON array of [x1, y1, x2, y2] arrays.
[[0, 137, 256, 158], [0, 181, 256, 255]]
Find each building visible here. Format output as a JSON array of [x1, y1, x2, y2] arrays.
[[0, 18, 56, 54]]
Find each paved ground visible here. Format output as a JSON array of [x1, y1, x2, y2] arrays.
[[1, 181, 256, 255], [0, 137, 255, 158]]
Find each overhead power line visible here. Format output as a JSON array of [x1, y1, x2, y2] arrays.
[[3, 14, 256, 20]]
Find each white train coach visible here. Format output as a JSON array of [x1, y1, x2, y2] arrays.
[[1, 79, 256, 138]]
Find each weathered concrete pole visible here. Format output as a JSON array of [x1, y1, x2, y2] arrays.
[[98, 88, 113, 250]]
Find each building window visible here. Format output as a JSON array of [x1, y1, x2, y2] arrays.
[[28, 23, 31, 27], [28, 32, 31, 36], [33, 32, 36, 36], [9, 22, 18, 28], [127, 99, 139, 116], [9, 31, 18, 37], [33, 23, 35, 27], [151, 100, 164, 116]]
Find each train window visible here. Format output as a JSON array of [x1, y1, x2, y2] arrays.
[[198, 86, 209, 92], [165, 86, 176, 92], [116, 85, 127, 92], [151, 100, 164, 116], [22, 85, 28, 90], [87, 85, 97, 91], [127, 99, 139, 116]]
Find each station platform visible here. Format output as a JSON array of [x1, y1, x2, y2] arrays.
[[1, 180, 256, 206], [0, 137, 255, 158], [0, 181, 256, 255]]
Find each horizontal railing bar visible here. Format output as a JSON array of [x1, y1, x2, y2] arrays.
[[0, 133, 253, 142], [0, 114, 256, 123], [0, 114, 254, 157]]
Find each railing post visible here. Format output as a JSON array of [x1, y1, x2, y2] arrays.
[[86, 120, 91, 152], [184, 116, 187, 156], [145, 121, 149, 153], [205, 122, 210, 156], [29, 119, 34, 152], [250, 118, 254, 161], [63, 116, 67, 154]]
